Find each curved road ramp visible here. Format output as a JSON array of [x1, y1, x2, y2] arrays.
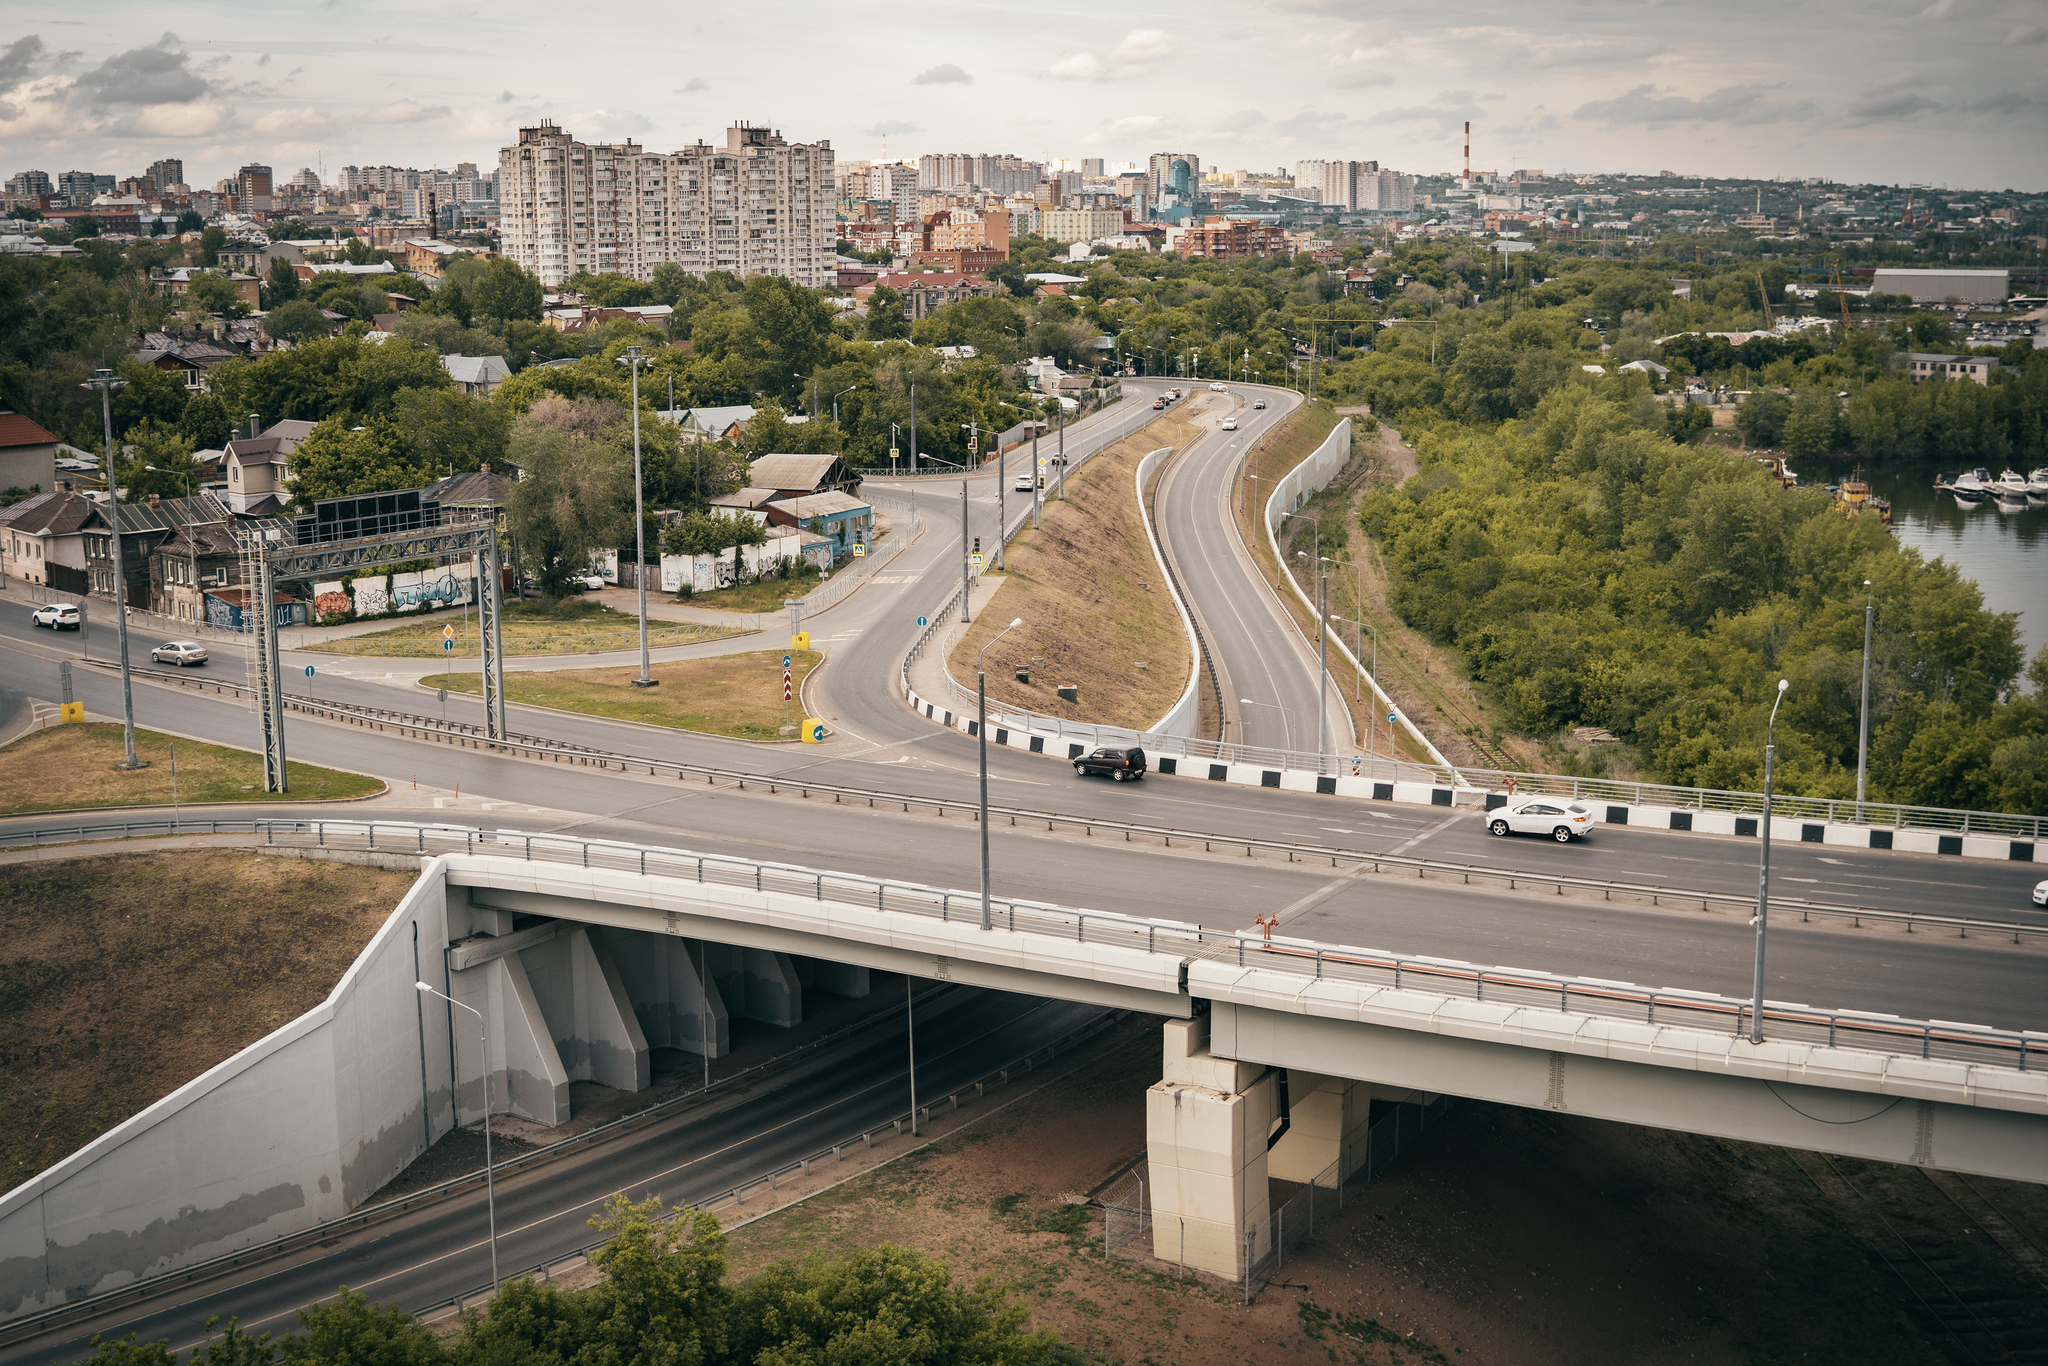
[[3, 820, 2043, 1322]]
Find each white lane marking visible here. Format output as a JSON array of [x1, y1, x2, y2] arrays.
[[1387, 813, 1464, 856]]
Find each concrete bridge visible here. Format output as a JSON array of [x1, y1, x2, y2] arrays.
[[3, 823, 2043, 1318]]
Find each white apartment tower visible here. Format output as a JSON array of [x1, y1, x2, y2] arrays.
[[498, 120, 835, 289]]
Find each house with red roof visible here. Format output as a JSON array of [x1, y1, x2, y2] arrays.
[[0, 409, 58, 495]]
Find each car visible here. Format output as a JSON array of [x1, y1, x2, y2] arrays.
[[1210, 382, 1227, 391], [571, 572, 606, 591], [1151, 398, 1166, 409], [1221, 418, 1238, 431], [1486, 798, 1595, 842], [1014, 471, 1036, 492], [1075, 745, 1147, 781], [1253, 399, 1267, 409], [31, 603, 80, 630], [2035, 880, 2048, 907], [150, 640, 208, 667]]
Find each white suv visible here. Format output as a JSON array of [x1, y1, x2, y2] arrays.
[[32, 603, 80, 630], [1487, 799, 1595, 842], [1209, 382, 1227, 391]]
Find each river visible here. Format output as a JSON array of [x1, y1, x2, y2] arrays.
[[1845, 458, 2048, 669]]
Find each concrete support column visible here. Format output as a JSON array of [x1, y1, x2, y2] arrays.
[[520, 927, 651, 1094], [1268, 1071, 1375, 1185], [794, 955, 871, 998], [706, 944, 803, 1028], [607, 932, 730, 1059], [1145, 1016, 1275, 1279], [448, 952, 570, 1127]]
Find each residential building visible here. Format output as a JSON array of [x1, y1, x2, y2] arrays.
[[147, 159, 185, 192], [760, 490, 870, 561], [910, 247, 1006, 275], [748, 452, 862, 499], [5, 170, 51, 197], [1165, 216, 1291, 262], [924, 208, 1010, 254], [402, 237, 469, 277], [131, 333, 241, 391], [1147, 153, 1202, 204], [1081, 158, 1105, 177], [659, 404, 757, 443], [154, 267, 262, 310], [917, 154, 976, 191], [236, 164, 274, 215], [221, 418, 317, 514], [442, 354, 511, 395], [1870, 268, 2009, 305], [57, 170, 112, 204], [850, 272, 1002, 318], [0, 486, 102, 592], [1038, 208, 1125, 244], [497, 119, 835, 289], [1903, 353, 2001, 385], [0, 409, 59, 493], [149, 517, 244, 623]]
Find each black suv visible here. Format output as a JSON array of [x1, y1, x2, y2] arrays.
[[1075, 746, 1146, 781]]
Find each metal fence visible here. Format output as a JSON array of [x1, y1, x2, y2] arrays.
[[10, 817, 2038, 1075], [1099, 1164, 1152, 1265], [786, 507, 921, 620]]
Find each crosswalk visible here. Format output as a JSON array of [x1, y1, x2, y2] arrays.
[[870, 574, 921, 584]]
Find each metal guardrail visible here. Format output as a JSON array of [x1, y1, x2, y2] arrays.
[[6, 818, 2043, 1074], [57, 668, 2048, 949]]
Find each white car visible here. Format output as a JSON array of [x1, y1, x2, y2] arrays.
[[1014, 471, 1036, 492], [32, 603, 80, 630], [571, 573, 606, 591], [2035, 880, 2048, 907], [1487, 798, 1595, 842], [151, 641, 208, 667], [1209, 382, 1227, 391], [1221, 418, 1238, 431]]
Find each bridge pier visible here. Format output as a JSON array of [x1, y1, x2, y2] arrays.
[[1145, 1016, 1276, 1279], [606, 930, 730, 1059]]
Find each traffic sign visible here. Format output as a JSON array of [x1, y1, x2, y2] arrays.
[[304, 665, 315, 677], [783, 673, 794, 701], [890, 447, 900, 461], [1388, 711, 1397, 724], [782, 654, 792, 668], [443, 624, 454, 639], [917, 615, 928, 627], [443, 639, 453, 650], [970, 553, 985, 569], [852, 543, 865, 557], [807, 720, 827, 743]]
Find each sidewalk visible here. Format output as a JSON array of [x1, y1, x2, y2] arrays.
[[903, 575, 1012, 713]]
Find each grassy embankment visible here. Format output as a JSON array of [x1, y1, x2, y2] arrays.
[[305, 599, 745, 658], [946, 407, 1201, 733], [425, 648, 822, 741], [1234, 408, 1531, 771], [0, 850, 416, 1193], [0, 723, 383, 814]]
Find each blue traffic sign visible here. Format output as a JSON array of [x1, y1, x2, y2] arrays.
[[809, 721, 827, 742], [1387, 711, 1397, 723], [443, 639, 454, 650], [917, 616, 929, 627], [782, 654, 793, 668], [304, 665, 315, 677]]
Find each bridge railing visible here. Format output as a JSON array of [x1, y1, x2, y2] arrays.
[[11, 817, 2032, 1075]]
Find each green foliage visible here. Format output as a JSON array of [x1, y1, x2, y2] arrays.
[[186, 272, 252, 320], [71, 214, 99, 239], [180, 392, 234, 450], [267, 219, 313, 242], [279, 1288, 445, 1365], [289, 417, 440, 505], [507, 405, 633, 596], [198, 226, 226, 267], [263, 256, 300, 308], [1735, 389, 1790, 447], [865, 285, 910, 341], [207, 335, 454, 429], [567, 270, 659, 308], [391, 388, 510, 477], [264, 298, 332, 344], [469, 256, 545, 325], [116, 421, 201, 502], [112, 358, 189, 433]]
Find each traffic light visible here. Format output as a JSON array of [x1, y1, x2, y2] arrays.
[[972, 536, 981, 555]]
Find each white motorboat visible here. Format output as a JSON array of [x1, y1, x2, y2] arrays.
[[1992, 469, 2032, 510], [2028, 467, 2048, 505], [1943, 467, 1993, 504]]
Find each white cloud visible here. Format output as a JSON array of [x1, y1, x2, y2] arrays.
[[679, 77, 710, 93], [75, 33, 208, 105], [912, 63, 971, 85], [866, 118, 917, 136], [1572, 83, 1817, 128], [361, 98, 451, 124], [2007, 21, 2047, 43], [1048, 29, 1178, 82]]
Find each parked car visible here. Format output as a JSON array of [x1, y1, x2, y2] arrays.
[[31, 602, 80, 630], [571, 572, 606, 591], [1486, 798, 1595, 842], [1253, 399, 1267, 409], [1210, 382, 1227, 391], [1075, 745, 1147, 781], [2035, 879, 2048, 907], [1221, 418, 1238, 431], [150, 641, 208, 667]]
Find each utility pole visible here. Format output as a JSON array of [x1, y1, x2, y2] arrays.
[[1750, 679, 1790, 1046], [1856, 581, 1874, 822], [1030, 422, 1040, 530], [959, 479, 970, 624], [618, 346, 654, 687], [909, 380, 918, 472], [994, 426, 1005, 570], [83, 368, 140, 769], [1056, 408, 1065, 500]]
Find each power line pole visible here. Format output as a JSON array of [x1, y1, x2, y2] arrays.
[[83, 368, 140, 769]]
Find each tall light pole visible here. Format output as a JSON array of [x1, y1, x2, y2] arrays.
[[82, 368, 140, 769], [958, 478, 970, 624], [1749, 678, 1790, 1046], [617, 347, 654, 687], [415, 982, 499, 1290], [1298, 552, 1331, 762], [978, 617, 1025, 931], [1856, 580, 1874, 823]]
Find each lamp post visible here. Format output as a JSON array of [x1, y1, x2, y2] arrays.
[[1240, 697, 1296, 752], [1297, 551, 1331, 762], [1749, 678, 1790, 1046], [1856, 580, 1874, 823], [82, 368, 140, 770], [832, 382, 860, 426], [414, 982, 499, 1291], [890, 422, 900, 474], [616, 347, 654, 687], [978, 617, 1025, 931], [143, 464, 192, 498]]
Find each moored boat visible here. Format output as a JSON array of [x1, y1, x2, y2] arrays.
[[1834, 472, 1893, 523], [1942, 468, 1993, 504], [1992, 469, 2032, 510]]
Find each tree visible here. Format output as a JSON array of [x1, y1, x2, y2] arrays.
[[1735, 388, 1791, 447], [1781, 389, 1842, 457], [266, 219, 313, 242], [174, 208, 203, 234], [111, 359, 190, 432], [506, 416, 630, 596], [186, 272, 252, 320], [71, 214, 99, 239], [277, 1288, 445, 1366], [180, 392, 234, 450], [263, 256, 299, 309], [198, 226, 226, 267], [263, 298, 332, 345], [391, 387, 509, 476], [116, 421, 202, 502], [987, 258, 1031, 298], [289, 417, 440, 505], [865, 285, 910, 341], [470, 256, 544, 325]]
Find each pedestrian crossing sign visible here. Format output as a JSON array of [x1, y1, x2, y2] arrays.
[[970, 553, 985, 569], [852, 543, 865, 557]]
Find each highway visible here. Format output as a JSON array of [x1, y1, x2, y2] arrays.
[[2, 985, 1104, 1365]]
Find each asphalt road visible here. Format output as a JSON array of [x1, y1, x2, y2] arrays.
[[1146, 379, 1354, 754], [5, 986, 1103, 1366]]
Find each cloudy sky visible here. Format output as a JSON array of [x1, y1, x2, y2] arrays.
[[3, 0, 2044, 192]]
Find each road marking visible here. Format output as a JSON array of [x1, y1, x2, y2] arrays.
[[1387, 813, 1462, 857]]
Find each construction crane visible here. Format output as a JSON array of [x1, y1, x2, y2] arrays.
[[1831, 259, 1852, 332], [1757, 269, 1774, 329]]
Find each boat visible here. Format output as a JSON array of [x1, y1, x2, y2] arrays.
[[1755, 453, 1799, 488], [2029, 467, 2048, 506], [1834, 472, 1892, 524], [1940, 468, 1994, 504], [1992, 469, 2032, 511]]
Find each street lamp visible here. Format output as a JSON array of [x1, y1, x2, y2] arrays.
[[832, 382, 861, 426], [1240, 697, 1296, 752], [1748, 677, 1790, 1046], [978, 617, 1025, 931], [616, 347, 655, 687], [81, 367, 140, 770], [143, 464, 192, 498], [1298, 551, 1332, 762], [415, 981, 499, 1291], [1856, 580, 1874, 823]]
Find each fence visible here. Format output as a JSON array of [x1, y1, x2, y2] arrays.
[[785, 501, 923, 620]]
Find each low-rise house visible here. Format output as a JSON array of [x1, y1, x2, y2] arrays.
[[442, 354, 511, 396], [659, 405, 756, 443], [0, 409, 59, 493], [150, 518, 243, 625], [760, 491, 872, 562], [133, 333, 241, 389], [850, 272, 1003, 319], [153, 267, 261, 309], [706, 488, 780, 523], [1903, 353, 2001, 385], [0, 486, 102, 592], [748, 452, 862, 500], [222, 418, 316, 514]]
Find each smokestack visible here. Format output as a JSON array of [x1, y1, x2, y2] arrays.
[[248, 413, 261, 441], [1463, 122, 1470, 183]]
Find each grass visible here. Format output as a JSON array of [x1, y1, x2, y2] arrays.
[[0, 850, 418, 1193], [0, 723, 383, 814], [679, 568, 825, 615], [945, 409, 1201, 734], [424, 648, 822, 741], [304, 598, 745, 658]]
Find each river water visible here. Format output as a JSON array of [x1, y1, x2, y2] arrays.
[[1849, 458, 2047, 668]]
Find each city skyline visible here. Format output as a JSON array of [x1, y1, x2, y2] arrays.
[[0, 0, 2043, 192]]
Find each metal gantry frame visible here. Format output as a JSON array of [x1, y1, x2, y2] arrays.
[[240, 519, 508, 791]]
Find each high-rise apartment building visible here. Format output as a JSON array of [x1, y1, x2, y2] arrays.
[[6, 170, 52, 197], [236, 164, 273, 214], [1080, 158, 1105, 177], [1038, 207, 1125, 243], [915, 153, 1042, 196], [146, 159, 184, 192], [917, 153, 975, 191], [1147, 152, 1202, 203], [498, 120, 834, 288], [57, 171, 112, 204], [1301, 160, 1414, 212]]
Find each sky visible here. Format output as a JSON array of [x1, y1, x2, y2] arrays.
[[2, 0, 2045, 193]]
